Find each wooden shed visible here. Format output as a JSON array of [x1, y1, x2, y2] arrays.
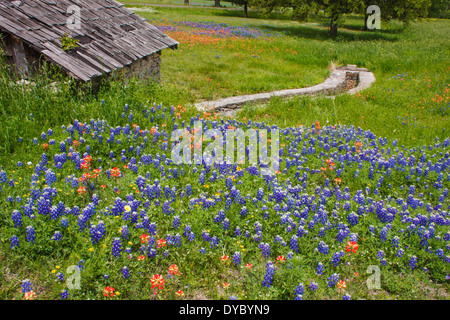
[[0, 0, 178, 81]]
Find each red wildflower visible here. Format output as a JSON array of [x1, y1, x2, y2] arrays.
[[337, 280, 347, 291], [83, 155, 92, 163], [150, 274, 165, 290], [103, 286, 115, 297], [77, 186, 86, 195], [111, 167, 121, 178], [157, 239, 166, 248], [168, 264, 180, 275], [23, 291, 37, 300], [346, 241, 359, 253], [175, 290, 185, 297], [80, 161, 90, 170], [140, 234, 150, 244]]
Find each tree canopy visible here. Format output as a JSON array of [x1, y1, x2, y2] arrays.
[[246, 0, 432, 35]]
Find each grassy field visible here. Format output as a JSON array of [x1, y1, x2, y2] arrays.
[[0, 4, 449, 301], [126, 5, 449, 149]]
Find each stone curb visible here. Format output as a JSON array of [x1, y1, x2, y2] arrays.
[[194, 65, 376, 112]]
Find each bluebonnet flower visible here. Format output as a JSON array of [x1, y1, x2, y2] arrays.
[[391, 236, 400, 248], [55, 272, 64, 282], [327, 273, 340, 287], [26, 226, 36, 243], [376, 250, 385, 260], [316, 262, 324, 275], [122, 266, 130, 279], [112, 237, 122, 258], [435, 248, 444, 258], [12, 210, 22, 227], [261, 262, 275, 288], [331, 251, 345, 267], [317, 241, 329, 255], [294, 283, 304, 295], [21, 279, 32, 293], [51, 231, 62, 241], [309, 282, 318, 292], [347, 212, 359, 226], [173, 215, 181, 229], [60, 290, 70, 299], [259, 242, 270, 258], [10, 235, 19, 248], [120, 225, 129, 240], [342, 293, 351, 300], [290, 235, 299, 252], [232, 252, 241, 267], [409, 256, 417, 270], [222, 218, 230, 230]]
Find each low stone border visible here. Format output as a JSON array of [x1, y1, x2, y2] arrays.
[[194, 64, 376, 112]]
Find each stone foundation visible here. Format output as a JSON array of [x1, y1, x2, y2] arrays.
[[120, 51, 161, 81]]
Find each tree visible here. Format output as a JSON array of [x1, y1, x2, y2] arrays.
[[428, 0, 450, 18], [389, 0, 432, 25], [184, 0, 189, 5], [288, 0, 360, 36], [229, 0, 250, 17], [356, 0, 431, 30], [215, 0, 221, 7], [252, 0, 432, 36]]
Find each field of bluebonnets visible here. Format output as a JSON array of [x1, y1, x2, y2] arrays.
[[1, 5, 449, 301]]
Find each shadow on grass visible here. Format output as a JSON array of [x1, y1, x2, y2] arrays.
[[210, 8, 294, 21], [258, 20, 402, 42]]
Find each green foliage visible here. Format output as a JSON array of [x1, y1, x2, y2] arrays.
[[428, 0, 450, 18], [60, 33, 80, 52], [249, 0, 433, 34]]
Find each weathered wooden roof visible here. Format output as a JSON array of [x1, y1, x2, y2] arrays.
[[0, 0, 178, 81]]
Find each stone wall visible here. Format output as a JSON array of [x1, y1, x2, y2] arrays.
[[120, 51, 161, 82]]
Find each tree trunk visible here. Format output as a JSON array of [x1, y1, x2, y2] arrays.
[[363, 12, 368, 31], [214, 0, 220, 7], [330, 18, 338, 36], [184, 0, 189, 5], [244, 3, 248, 18]]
